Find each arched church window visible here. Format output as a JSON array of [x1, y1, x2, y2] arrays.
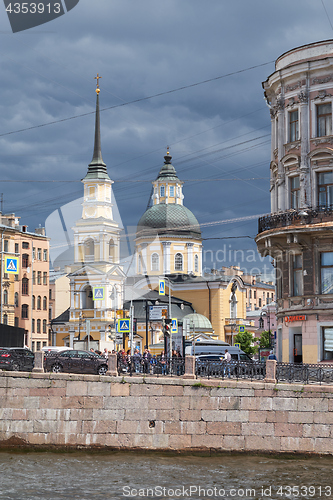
[[175, 253, 183, 271], [3, 313, 8, 325], [3, 289, 8, 305], [82, 286, 94, 310], [194, 254, 199, 273], [160, 185, 165, 197], [109, 239, 115, 262], [84, 239, 94, 261], [151, 253, 159, 272]]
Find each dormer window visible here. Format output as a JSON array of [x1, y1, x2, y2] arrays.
[[160, 185, 165, 197]]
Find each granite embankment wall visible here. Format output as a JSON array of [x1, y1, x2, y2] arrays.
[[0, 371, 333, 454]]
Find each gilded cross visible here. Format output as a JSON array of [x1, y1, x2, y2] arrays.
[[94, 73, 102, 89]]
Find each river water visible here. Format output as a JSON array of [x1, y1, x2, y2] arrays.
[[0, 451, 332, 500]]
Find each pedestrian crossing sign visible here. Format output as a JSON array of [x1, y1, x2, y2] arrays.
[[93, 287, 104, 300], [117, 318, 130, 333], [171, 318, 178, 333], [159, 279, 165, 295], [5, 256, 19, 274]]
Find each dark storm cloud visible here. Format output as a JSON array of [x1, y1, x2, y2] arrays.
[[0, 0, 332, 276]]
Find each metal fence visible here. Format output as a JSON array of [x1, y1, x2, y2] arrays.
[[195, 359, 266, 381], [117, 356, 185, 377], [276, 362, 333, 385]]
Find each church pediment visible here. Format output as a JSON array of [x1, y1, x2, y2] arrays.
[[106, 265, 126, 279], [68, 265, 106, 277]]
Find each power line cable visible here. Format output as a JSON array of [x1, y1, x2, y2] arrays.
[[0, 61, 274, 139]]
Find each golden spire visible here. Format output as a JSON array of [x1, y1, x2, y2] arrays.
[[94, 73, 102, 94]]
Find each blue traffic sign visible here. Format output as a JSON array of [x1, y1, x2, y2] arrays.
[[171, 318, 178, 333], [93, 286, 104, 300], [117, 319, 130, 333], [5, 256, 19, 274], [238, 325, 245, 333], [159, 279, 165, 295]]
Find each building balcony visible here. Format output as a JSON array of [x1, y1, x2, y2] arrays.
[[258, 206, 333, 234]]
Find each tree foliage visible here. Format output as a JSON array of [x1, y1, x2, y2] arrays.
[[258, 330, 271, 349], [234, 330, 258, 356]]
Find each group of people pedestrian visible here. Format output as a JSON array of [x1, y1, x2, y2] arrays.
[[116, 347, 183, 375]]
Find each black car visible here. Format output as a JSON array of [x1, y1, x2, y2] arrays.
[[44, 349, 108, 375], [0, 347, 34, 372]]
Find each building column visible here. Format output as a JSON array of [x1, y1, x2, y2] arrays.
[[299, 89, 309, 208], [277, 98, 285, 211], [162, 242, 171, 274], [186, 243, 193, 273]]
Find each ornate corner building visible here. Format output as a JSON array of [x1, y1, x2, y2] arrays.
[[256, 40, 333, 363]]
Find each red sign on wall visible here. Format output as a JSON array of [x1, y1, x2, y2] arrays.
[[284, 315, 307, 323]]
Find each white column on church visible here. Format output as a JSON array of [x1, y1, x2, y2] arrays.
[[162, 242, 171, 274], [186, 243, 193, 273], [141, 244, 148, 273]]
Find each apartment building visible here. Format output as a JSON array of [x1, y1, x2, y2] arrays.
[[0, 213, 49, 350]]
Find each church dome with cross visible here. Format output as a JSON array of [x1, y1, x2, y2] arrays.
[[135, 151, 202, 276]]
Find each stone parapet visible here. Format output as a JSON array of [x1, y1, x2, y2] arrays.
[[0, 371, 332, 454]]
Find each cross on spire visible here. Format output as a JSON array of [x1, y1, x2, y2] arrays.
[[94, 73, 102, 93]]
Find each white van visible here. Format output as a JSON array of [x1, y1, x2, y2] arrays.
[[185, 343, 252, 361]]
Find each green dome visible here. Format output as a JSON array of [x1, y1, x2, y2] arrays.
[[183, 313, 213, 332], [136, 203, 201, 239]]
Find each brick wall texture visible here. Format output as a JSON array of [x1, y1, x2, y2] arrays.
[[0, 371, 333, 454]]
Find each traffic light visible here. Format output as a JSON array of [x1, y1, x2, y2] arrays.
[[164, 318, 172, 337]]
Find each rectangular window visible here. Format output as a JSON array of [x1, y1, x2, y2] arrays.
[[37, 248, 42, 260], [37, 271, 41, 285], [254, 291, 256, 299], [32, 319, 35, 333], [36, 341, 41, 351], [3, 240, 8, 253], [22, 242, 29, 249], [160, 185, 165, 197], [15, 243, 19, 254], [317, 103, 332, 137], [33, 271, 36, 285], [293, 254, 303, 296], [318, 171, 333, 208], [43, 272, 47, 285], [49, 289, 52, 300], [32, 247, 36, 260], [259, 298, 262, 307], [169, 186, 175, 197], [43, 249, 48, 261], [3, 273, 8, 279], [32, 341, 35, 352], [289, 109, 299, 142], [321, 252, 333, 294], [322, 327, 333, 360], [290, 176, 300, 209], [14, 317, 19, 327]]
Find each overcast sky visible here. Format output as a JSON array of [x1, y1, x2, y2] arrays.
[[1, 0, 333, 278]]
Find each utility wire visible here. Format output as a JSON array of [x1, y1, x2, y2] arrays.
[[0, 61, 274, 139], [321, 0, 333, 31]]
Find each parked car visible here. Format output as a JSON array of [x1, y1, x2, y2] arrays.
[[0, 347, 34, 372], [43, 349, 108, 375]]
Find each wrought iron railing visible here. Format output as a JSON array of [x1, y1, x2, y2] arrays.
[[276, 362, 333, 384], [195, 359, 266, 381], [117, 356, 185, 377], [258, 205, 333, 233]]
